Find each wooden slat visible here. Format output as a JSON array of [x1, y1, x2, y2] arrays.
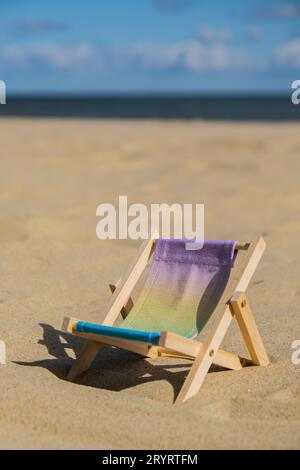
[[67, 341, 102, 381], [100, 236, 156, 326], [159, 332, 201, 358], [176, 307, 234, 404], [159, 331, 246, 370], [75, 330, 158, 357], [230, 292, 269, 366], [109, 280, 134, 319]]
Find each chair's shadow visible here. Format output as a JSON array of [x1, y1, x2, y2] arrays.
[[15, 323, 216, 401]]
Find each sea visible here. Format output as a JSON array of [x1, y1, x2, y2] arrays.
[[0, 95, 299, 121]]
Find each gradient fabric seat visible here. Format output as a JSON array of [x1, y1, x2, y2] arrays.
[[75, 239, 236, 342]]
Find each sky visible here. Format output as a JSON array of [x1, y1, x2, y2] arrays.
[[0, 0, 300, 94]]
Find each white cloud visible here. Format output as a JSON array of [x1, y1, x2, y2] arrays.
[[153, 0, 191, 11], [1, 44, 91, 68], [196, 26, 232, 42], [279, 4, 300, 17], [275, 39, 300, 68], [130, 42, 184, 69], [247, 26, 263, 41], [4, 18, 68, 35], [272, 3, 300, 18], [131, 41, 259, 71], [0, 40, 263, 75], [253, 3, 300, 19], [183, 42, 206, 70]]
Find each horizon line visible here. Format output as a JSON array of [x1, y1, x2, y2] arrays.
[[6, 91, 291, 99]]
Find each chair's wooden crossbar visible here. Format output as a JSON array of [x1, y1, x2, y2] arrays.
[[158, 332, 250, 370], [63, 316, 159, 358]]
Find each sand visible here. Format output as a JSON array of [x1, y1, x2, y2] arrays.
[[0, 118, 299, 450]]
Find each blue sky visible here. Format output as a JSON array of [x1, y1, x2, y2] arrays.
[[0, 0, 300, 93]]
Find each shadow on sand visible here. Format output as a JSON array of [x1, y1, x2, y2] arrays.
[[15, 323, 226, 401]]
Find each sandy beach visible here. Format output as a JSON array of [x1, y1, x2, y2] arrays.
[[0, 118, 299, 449]]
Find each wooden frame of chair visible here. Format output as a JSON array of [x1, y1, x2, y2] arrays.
[[62, 234, 269, 403]]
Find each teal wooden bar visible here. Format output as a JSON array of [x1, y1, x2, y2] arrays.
[[75, 321, 161, 345]]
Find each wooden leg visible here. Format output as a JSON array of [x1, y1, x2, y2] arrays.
[[230, 292, 269, 366], [175, 307, 233, 404], [67, 341, 102, 381], [68, 338, 158, 381]]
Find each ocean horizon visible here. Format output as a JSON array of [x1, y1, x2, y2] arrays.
[[0, 94, 299, 121]]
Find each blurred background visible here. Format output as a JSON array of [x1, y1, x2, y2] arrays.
[[0, 0, 300, 119], [1, 1, 300, 450]]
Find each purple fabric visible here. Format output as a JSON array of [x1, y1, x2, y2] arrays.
[[154, 239, 236, 267], [122, 239, 237, 338]]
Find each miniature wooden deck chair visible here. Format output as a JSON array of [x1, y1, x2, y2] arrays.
[[62, 235, 269, 404]]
